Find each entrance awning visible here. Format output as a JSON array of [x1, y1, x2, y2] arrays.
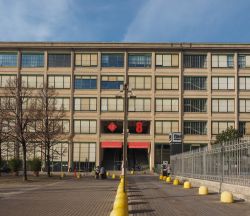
[[101, 141, 122, 148], [128, 142, 150, 149]]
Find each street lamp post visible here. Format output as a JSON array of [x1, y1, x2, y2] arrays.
[[122, 82, 128, 193]]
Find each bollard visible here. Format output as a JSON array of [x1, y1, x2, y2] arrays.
[[220, 191, 233, 203], [130, 170, 134, 175], [183, 181, 191, 189], [198, 186, 208, 195], [159, 175, 163, 180], [112, 174, 116, 179], [77, 173, 81, 179], [163, 176, 167, 181], [173, 179, 179, 186], [107, 172, 110, 177], [113, 197, 128, 211], [166, 176, 171, 183], [60, 172, 65, 178]]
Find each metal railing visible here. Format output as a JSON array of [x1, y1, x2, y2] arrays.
[[170, 138, 250, 187]]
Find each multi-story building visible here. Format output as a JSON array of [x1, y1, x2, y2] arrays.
[[1, 42, 250, 171]]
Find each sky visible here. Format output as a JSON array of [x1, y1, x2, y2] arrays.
[[0, 0, 250, 42]]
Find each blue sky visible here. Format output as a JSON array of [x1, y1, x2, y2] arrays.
[[0, 0, 250, 42]]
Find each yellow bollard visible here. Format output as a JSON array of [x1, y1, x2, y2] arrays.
[[159, 175, 163, 180], [107, 172, 109, 177], [130, 170, 134, 175], [198, 186, 208, 195], [60, 172, 65, 178], [173, 179, 179, 186], [163, 176, 167, 181], [113, 197, 128, 211], [220, 191, 234, 203], [77, 173, 81, 179], [183, 181, 191, 189], [166, 176, 171, 183], [112, 174, 116, 179]]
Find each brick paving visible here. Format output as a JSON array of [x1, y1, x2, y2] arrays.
[[0, 176, 118, 216], [1, 174, 250, 216], [128, 175, 250, 216]]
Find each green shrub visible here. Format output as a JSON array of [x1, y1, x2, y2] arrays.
[[29, 158, 42, 172], [9, 159, 22, 172]]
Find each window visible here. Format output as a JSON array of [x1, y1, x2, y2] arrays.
[[129, 76, 151, 90], [51, 120, 70, 133], [184, 76, 207, 90], [239, 77, 250, 90], [101, 98, 124, 112], [21, 53, 44, 67], [75, 53, 98, 67], [212, 121, 234, 135], [0, 97, 15, 109], [212, 54, 234, 68], [0, 75, 16, 87], [155, 121, 179, 135], [184, 55, 207, 68], [21, 75, 43, 88], [51, 142, 69, 165], [184, 99, 207, 112], [238, 55, 250, 68], [239, 121, 250, 136], [48, 75, 70, 89], [74, 120, 97, 134], [156, 76, 178, 90], [128, 54, 151, 67], [101, 53, 124, 67], [22, 97, 42, 110], [74, 98, 97, 111], [101, 76, 124, 89], [48, 54, 71, 67], [73, 142, 96, 162], [51, 98, 70, 111], [0, 52, 17, 67], [74, 76, 97, 89], [184, 121, 207, 135], [155, 54, 179, 67], [212, 77, 234, 90], [239, 99, 250, 112], [212, 99, 234, 112], [128, 98, 151, 112], [155, 98, 179, 112]]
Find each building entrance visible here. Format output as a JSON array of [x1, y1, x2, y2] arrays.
[[127, 148, 149, 171]]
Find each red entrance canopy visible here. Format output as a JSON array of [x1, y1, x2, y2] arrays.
[[128, 142, 150, 149], [101, 141, 122, 148]]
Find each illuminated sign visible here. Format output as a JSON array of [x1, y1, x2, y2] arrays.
[[101, 121, 150, 134]]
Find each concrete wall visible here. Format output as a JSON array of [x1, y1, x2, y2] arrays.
[[176, 176, 250, 202]]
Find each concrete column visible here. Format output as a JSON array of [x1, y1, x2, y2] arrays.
[[96, 51, 101, 166], [207, 52, 212, 147], [150, 52, 156, 171], [68, 50, 74, 171]]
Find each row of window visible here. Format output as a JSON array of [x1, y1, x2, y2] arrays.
[[4, 96, 250, 113], [3, 75, 250, 91], [1, 52, 250, 69]]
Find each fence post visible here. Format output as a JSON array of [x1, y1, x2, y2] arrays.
[[219, 142, 224, 194]]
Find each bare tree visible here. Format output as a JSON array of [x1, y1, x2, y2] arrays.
[[35, 86, 68, 177], [3, 78, 37, 181]]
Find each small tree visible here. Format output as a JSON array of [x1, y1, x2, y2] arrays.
[[215, 126, 241, 144], [35, 86, 67, 177], [3, 78, 37, 181], [29, 158, 42, 176]]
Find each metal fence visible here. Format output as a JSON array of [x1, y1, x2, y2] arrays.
[[170, 138, 250, 187]]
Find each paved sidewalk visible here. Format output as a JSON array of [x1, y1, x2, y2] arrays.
[[128, 175, 250, 216], [0, 176, 118, 216]]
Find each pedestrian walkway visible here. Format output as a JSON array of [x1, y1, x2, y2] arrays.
[[0, 176, 118, 216], [128, 175, 250, 216]]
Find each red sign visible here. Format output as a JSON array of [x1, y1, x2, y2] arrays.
[[128, 142, 150, 149], [107, 122, 117, 132]]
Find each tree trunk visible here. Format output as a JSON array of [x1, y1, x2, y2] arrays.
[[47, 144, 51, 177], [22, 144, 28, 181]]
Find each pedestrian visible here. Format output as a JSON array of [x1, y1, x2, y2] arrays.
[[100, 166, 106, 179], [95, 166, 100, 179]]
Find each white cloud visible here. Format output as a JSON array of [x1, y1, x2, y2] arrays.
[[123, 0, 242, 42], [0, 0, 72, 41]]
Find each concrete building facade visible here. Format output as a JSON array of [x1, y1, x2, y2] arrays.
[[0, 42, 250, 171]]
